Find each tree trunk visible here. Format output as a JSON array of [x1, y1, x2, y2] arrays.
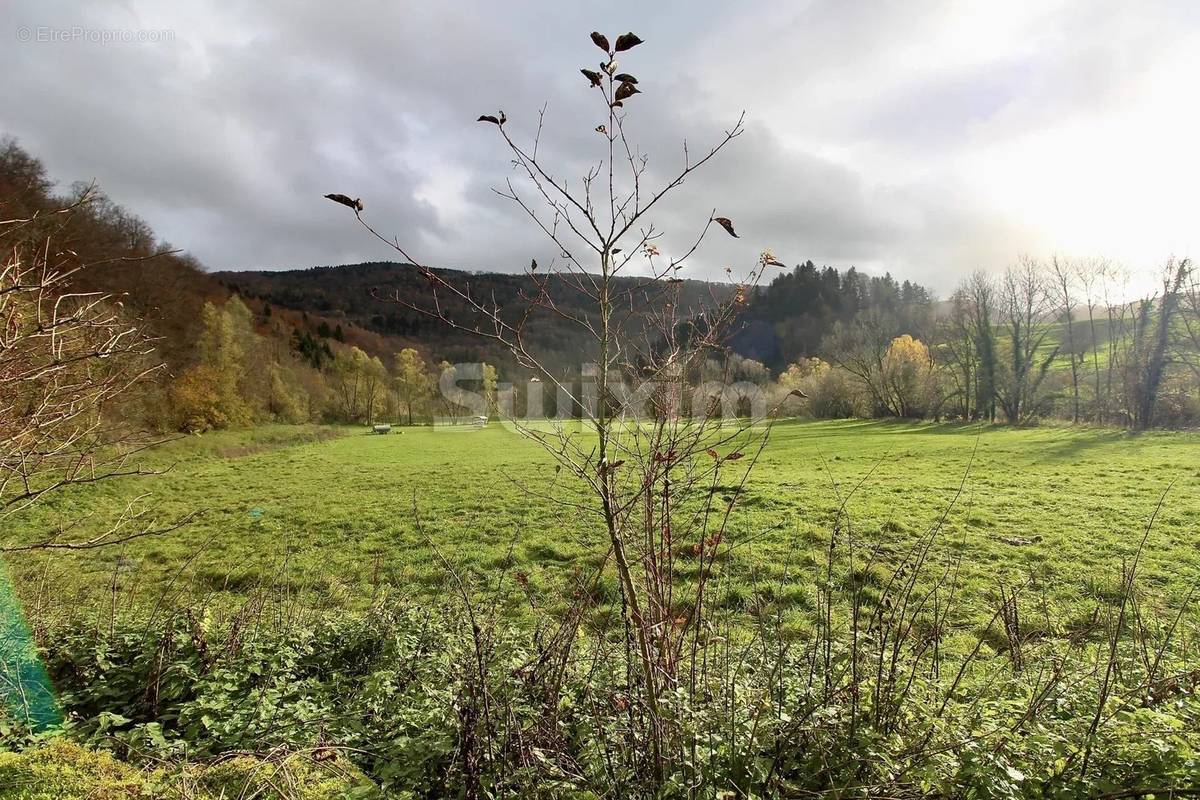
[[1135, 259, 1189, 430]]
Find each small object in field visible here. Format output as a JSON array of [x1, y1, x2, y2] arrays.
[[324, 193, 363, 212], [614, 32, 644, 52], [614, 82, 640, 103], [249, 507, 264, 519], [705, 448, 719, 459], [373, 423, 391, 435], [1000, 535, 1041, 546], [590, 31, 610, 51], [725, 451, 744, 461], [581, 68, 603, 87], [473, 415, 489, 427], [613, 73, 637, 84], [712, 216, 738, 237], [476, 114, 500, 125]]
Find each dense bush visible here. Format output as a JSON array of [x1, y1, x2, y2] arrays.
[[778, 357, 861, 418], [8, 588, 1200, 798]]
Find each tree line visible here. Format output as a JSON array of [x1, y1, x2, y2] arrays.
[[167, 294, 499, 430], [774, 255, 1198, 429], [5, 134, 1197, 432]]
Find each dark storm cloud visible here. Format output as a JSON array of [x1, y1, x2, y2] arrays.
[[2, 1, 1197, 294]]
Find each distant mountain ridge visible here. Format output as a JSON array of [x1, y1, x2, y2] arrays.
[[216, 259, 935, 373], [216, 261, 734, 373]]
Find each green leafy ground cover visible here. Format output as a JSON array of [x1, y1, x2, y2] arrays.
[[4, 420, 1200, 796]]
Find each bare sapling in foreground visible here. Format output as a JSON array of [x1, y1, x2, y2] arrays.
[[328, 28, 801, 781]]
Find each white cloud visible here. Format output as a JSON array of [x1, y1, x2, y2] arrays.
[[1, 0, 1195, 294]]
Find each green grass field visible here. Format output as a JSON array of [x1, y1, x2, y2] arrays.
[[8, 420, 1199, 639]]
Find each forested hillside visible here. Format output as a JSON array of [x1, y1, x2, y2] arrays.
[[216, 262, 732, 375], [0, 137, 387, 431], [733, 261, 934, 369], [0, 138, 220, 370], [219, 259, 934, 377]]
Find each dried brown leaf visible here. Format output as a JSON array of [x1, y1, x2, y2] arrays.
[[712, 216, 738, 237], [614, 32, 643, 51], [614, 82, 641, 102], [324, 193, 363, 212]]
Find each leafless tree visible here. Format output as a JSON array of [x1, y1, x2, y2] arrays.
[[1179, 262, 1200, 390], [826, 310, 900, 416], [962, 271, 999, 421], [329, 30, 783, 781], [997, 256, 1057, 424], [1101, 262, 1134, 422], [1049, 255, 1081, 422], [1126, 258, 1190, 430], [1, 197, 193, 550], [935, 287, 979, 419], [1074, 257, 1108, 424]]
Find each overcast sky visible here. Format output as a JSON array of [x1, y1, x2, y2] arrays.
[[3, 1, 1198, 295]]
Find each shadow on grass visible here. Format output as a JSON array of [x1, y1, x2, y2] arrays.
[[1035, 429, 1135, 461], [774, 418, 993, 439]]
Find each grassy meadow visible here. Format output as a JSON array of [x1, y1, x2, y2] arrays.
[[8, 419, 1199, 644]]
